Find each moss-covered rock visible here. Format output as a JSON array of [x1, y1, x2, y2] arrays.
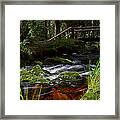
[[44, 57, 73, 65], [34, 61, 43, 67], [59, 71, 81, 81]]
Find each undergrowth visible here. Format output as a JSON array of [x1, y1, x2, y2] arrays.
[[81, 60, 100, 100]]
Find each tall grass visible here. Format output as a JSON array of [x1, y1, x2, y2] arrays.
[[20, 84, 42, 100], [32, 84, 42, 100], [26, 87, 28, 100], [81, 60, 100, 100], [20, 88, 24, 100], [38, 85, 42, 100]]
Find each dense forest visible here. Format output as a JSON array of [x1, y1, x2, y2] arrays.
[[20, 20, 100, 100]]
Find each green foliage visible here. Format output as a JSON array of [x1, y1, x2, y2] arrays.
[[38, 38, 83, 58], [44, 57, 73, 65], [59, 71, 81, 81], [20, 65, 50, 84], [20, 41, 32, 56], [81, 60, 100, 100], [20, 88, 24, 100], [20, 20, 30, 41], [20, 39, 33, 67], [20, 20, 100, 64], [51, 38, 79, 51], [20, 20, 48, 42], [31, 65, 44, 76], [38, 85, 42, 100], [20, 20, 49, 67], [20, 84, 42, 100], [34, 61, 43, 67]]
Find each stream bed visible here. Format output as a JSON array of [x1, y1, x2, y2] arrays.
[[20, 52, 99, 100]]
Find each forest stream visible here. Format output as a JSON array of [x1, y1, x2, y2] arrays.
[[20, 52, 99, 100], [43, 58, 93, 80], [20, 20, 100, 100]]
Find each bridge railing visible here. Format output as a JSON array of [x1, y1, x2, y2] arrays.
[[42, 26, 100, 43], [47, 27, 72, 42], [73, 26, 100, 39]]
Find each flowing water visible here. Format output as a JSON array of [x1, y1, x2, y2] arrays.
[[21, 53, 98, 81], [42, 53, 97, 81], [20, 53, 99, 100], [43, 64, 86, 80]]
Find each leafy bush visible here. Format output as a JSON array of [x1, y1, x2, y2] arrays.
[[50, 38, 82, 54], [20, 40, 33, 67], [34, 61, 43, 67], [20, 65, 50, 83]]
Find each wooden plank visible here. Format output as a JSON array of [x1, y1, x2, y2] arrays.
[[73, 26, 100, 29], [47, 27, 72, 42], [74, 28, 100, 32]]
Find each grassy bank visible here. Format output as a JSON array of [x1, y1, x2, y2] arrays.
[[81, 60, 100, 100]]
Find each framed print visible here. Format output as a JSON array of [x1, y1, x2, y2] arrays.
[[0, 0, 119, 119]]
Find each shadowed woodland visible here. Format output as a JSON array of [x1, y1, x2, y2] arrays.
[[20, 20, 100, 100]]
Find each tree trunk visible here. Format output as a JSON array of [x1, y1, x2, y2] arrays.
[[54, 20, 60, 35], [44, 20, 48, 40]]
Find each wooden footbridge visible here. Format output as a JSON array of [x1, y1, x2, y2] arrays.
[[44, 26, 100, 43], [31, 26, 100, 55]]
